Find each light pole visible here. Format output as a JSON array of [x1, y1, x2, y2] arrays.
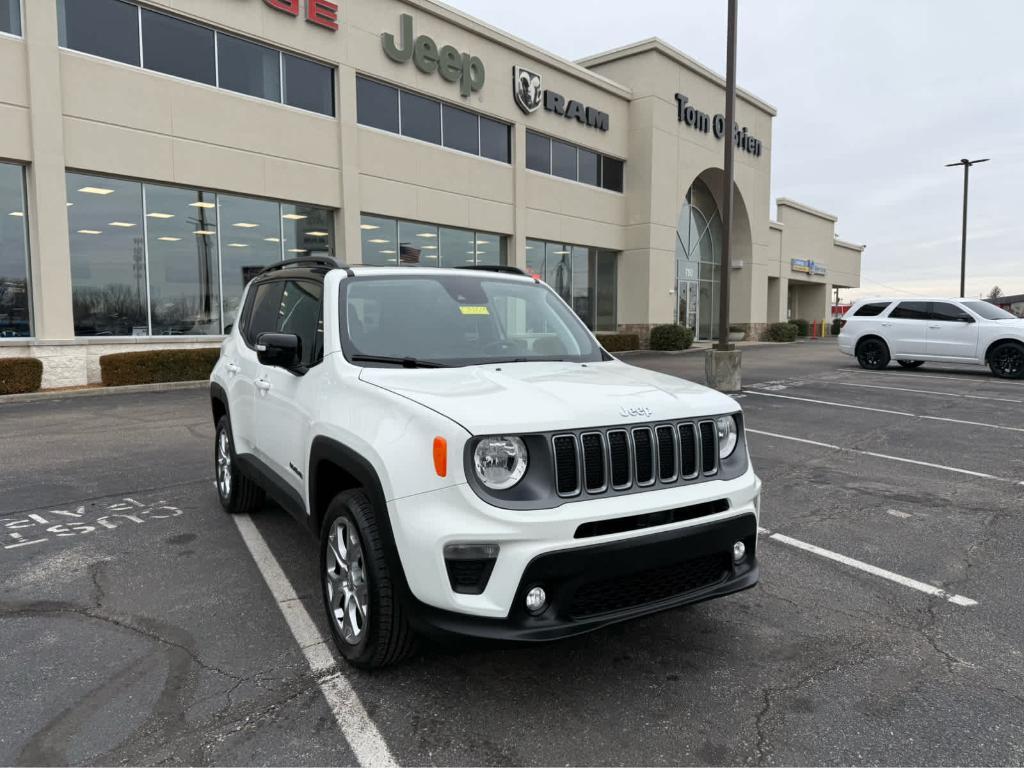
[[945, 157, 988, 298], [717, 0, 738, 351]]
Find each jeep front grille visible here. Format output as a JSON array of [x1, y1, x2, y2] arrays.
[[553, 420, 722, 499]]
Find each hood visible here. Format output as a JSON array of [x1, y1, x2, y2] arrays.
[[359, 360, 739, 434]]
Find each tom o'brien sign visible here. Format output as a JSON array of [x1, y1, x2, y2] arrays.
[[263, 0, 339, 31]]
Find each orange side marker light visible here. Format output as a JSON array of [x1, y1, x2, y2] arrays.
[[433, 436, 447, 478]]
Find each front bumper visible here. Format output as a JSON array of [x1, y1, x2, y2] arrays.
[[406, 512, 758, 641], [388, 467, 760, 622]]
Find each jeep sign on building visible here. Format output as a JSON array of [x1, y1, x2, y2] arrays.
[[0, 0, 861, 387]]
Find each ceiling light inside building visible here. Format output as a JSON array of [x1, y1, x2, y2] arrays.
[[227, 243, 248, 248], [417, 232, 437, 238], [9, 211, 24, 217], [379, 249, 396, 254], [190, 202, 215, 209], [423, 245, 437, 250], [288, 248, 307, 253], [158, 236, 181, 242], [264, 237, 281, 243], [233, 222, 259, 228], [360, 223, 379, 230], [147, 212, 174, 219], [194, 230, 215, 235], [108, 221, 135, 227], [368, 238, 389, 244], [305, 231, 329, 237], [78, 229, 102, 235], [282, 214, 307, 220], [78, 186, 114, 195]]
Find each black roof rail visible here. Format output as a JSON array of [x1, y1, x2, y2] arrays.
[[257, 257, 354, 277], [454, 265, 527, 276]]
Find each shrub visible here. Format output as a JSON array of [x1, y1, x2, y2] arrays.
[[764, 322, 798, 342], [596, 333, 640, 353], [791, 318, 809, 337], [830, 318, 843, 336], [649, 324, 695, 351], [100, 348, 221, 386], [0, 357, 43, 395], [728, 324, 745, 333]]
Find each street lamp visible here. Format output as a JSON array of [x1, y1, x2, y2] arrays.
[[717, 0, 738, 351], [944, 157, 988, 298]]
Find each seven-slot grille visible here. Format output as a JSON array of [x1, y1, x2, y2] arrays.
[[551, 420, 722, 498]]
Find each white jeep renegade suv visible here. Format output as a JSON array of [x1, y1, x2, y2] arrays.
[[210, 258, 761, 668], [838, 297, 1024, 378]]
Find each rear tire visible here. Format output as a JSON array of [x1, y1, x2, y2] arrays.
[[320, 490, 416, 669], [215, 415, 265, 514], [856, 338, 890, 370], [988, 342, 1024, 379], [897, 360, 924, 369]]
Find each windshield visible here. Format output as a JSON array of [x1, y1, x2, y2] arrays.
[[340, 274, 605, 367], [962, 300, 1017, 320]]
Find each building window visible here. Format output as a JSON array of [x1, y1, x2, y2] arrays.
[[1, 0, 21, 36], [526, 238, 618, 331], [66, 172, 335, 337], [0, 163, 30, 337], [58, 0, 140, 66], [525, 130, 623, 192], [141, 9, 216, 86], [360, 214, 507, 268], [217, 34, 281, 102], [283, 53, 335, 116], [57, 0, 334, 116], [356, 76, 512, 164]]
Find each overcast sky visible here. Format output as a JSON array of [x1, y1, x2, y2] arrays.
[[444, 0, 1024, 301]]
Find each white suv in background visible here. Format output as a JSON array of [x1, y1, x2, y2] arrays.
[[838, 298, 1024, 378], [210, 259, 761, 668]]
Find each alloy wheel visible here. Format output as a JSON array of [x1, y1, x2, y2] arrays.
[[325, 518, 369, 645], [860, 341, 883, 367], [216, 429, 232, 500], [993, 346, 1024, 378]]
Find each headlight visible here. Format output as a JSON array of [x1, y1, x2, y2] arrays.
[[473, 436, 528, 490], [716, 415, 739, 459]]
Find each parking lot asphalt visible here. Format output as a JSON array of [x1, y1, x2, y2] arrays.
[[2, 340, 1023, 766]]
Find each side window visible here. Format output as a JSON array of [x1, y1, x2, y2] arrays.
[[889, 301, 931, 320], [931, 302, 966, 322], [853, 301, 891, 317], [245, 281, 285, 346], [277, 280, 323, 366]]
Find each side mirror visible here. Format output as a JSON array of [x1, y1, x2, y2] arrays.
[[256, 332, 304, 372], [957, 314, 975, 323]]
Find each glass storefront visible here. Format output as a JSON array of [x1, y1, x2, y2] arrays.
[[526, 239, 617, 331], [0, 162, 30, 337], [359, 214, 507, 268], [675, 178, 722, 340], [66, 172, 335, 336]]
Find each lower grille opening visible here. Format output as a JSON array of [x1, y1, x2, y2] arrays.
[[445, 556, 497, 595], [569, 551, 731, 618], [573, 499, 730, 539]]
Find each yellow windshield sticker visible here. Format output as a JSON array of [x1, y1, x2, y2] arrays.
[[459, 306, 490, 315]]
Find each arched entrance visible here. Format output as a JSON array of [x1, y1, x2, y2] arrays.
[[675, 170, 752, 340]]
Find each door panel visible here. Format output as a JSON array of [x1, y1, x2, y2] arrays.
[[884, 301, 929, 357], [231, 281, 284, 456], [926, 302, 980, 359]]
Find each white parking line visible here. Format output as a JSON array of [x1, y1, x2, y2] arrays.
[[767, 531, 978, 606], [743, 390, 1024, 433], [832, 380, 1024, 404], [746, 428, 1015, 482], [842, 368, 1022, 386], [233, 514, 397, 768]]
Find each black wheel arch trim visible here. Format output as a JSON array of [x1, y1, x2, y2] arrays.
[[210, 382, 228, 425], [855, 335, 888, 353], [308, 436, 412, 599]]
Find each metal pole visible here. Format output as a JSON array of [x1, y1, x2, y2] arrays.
[[717, 0, 738, 351], [959, 162, 969, 298]]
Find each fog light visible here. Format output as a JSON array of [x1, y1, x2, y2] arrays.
[[733, 541, 746, 562], [525, 586, 547, 614]]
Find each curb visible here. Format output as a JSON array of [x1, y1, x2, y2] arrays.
[[0, 379, 208, 405]]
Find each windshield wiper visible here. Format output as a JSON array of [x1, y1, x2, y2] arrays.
[[350, 354, 449, 368]]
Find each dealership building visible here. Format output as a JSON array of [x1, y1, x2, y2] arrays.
[[0, 0, 863, 387]]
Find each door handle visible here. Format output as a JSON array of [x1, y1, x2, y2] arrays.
[[225, 362, 240, 375], [928, 325, 940, 329], [255, 379, 271, 392], [881, 322, 892, 327]]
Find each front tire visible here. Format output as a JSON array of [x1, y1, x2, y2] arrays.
[[215, 415, 265, 514], [897, 360, 924, 369], [989, 342, 1024, 379], [856, 338, 891, 370], [320, 490, 416, 669]]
